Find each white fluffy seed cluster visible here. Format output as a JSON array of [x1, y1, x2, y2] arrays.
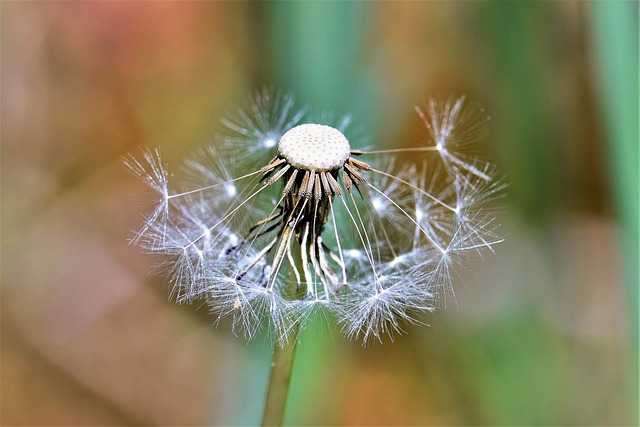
[[278, 124, 351, 172], [127, 92, 503, 345]]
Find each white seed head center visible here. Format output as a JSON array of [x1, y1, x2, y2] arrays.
[[278, 124, 350, 172]]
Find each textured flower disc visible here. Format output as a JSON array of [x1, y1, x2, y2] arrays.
[[278, 124, 351, 172]]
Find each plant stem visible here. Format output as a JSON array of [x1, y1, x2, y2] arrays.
[[261, 325, 300, 427]]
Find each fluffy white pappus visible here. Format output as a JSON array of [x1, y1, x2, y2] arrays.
[[340, 268, 436, 344], [361, 159, 412, 220], [427, 213, 504, 307], [452, 166, 507, 213], [444, 169, 507, 256], [127, 90, 504, 345], [416, 96, 494, 182], [124, 149, 171, 245], [124, 148, 169, 197], [364, 162, 459, 256], [134, 213, 238, 303], [180, 144, 237, 191], [204, 274, 294, 344], [217, 88, 308, 171]]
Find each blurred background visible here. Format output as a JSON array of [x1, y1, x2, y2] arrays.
[[1, 1, 637, 426]]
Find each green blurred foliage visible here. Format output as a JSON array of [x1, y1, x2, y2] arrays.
[[591, 0, 639, 420]]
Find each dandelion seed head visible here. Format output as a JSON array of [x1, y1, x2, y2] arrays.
[[127, 90, 503, 345], [278, 124, 350, 172]]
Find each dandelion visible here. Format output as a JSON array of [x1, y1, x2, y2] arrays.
[[126, 90, 504, 426], [126, 90, 503, 346]]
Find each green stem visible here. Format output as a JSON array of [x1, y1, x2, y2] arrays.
[[261, 324, 300, 427]]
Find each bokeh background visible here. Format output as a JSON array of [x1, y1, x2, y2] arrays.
[[2, 1, 638, 426]]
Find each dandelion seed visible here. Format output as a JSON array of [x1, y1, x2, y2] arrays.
[[127, 89, 503, 345]]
